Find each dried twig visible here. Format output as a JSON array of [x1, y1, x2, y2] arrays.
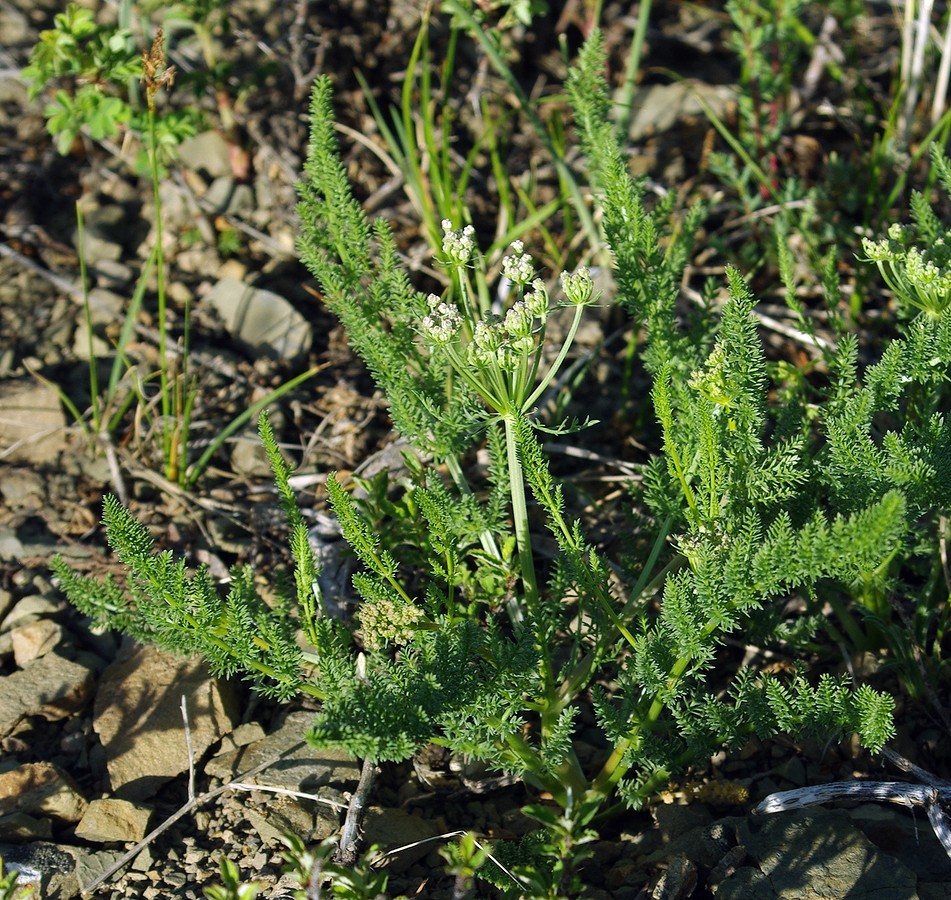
[[753, 746, 951, 860], [333, 757, 377, 868]]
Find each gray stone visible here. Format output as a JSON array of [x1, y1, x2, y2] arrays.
[[73, 203, 126, 264], [11, 619, 63, 665], [205, 710, 360, 791], [0, 811, 53, 840], [84, 287, 127, 325], [850, 802, 951, 882], [0, 762, 87, 823], [362, 806, 439, 873], [205, 177, 255, 216], [0, 653, 94, 736], [0, 528, 25, 559], [718, 809, 919, 899], [624, 81, 736, 141], [90, 258, 135, 289], [230, 428, 274, 478], [178, 130, 234, 179], [69, 847, 127, 896], [93, 645, 238, 801], [203, 277, 312, 363], [1, 594, 63, 630], [0, 3, 29, 45], [0, 380, 67, 464], [74, 799, 152, 843], [0, 467, 44, 507]]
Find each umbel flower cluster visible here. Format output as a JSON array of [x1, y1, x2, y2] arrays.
[[420, 219, 596, 416], [861, 173, 951, 317]]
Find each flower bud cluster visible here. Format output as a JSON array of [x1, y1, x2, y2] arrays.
[[862, 222, 951, 315], [560, 265, 594, 306], [441, 219, 476, 266], [359, 595, 425, 651], [904, 245, 951, 297], [465, 278, 552, 370], [419, 224, 596, 412], [501, 241, 535, 286], [421, 292, 462, 344]]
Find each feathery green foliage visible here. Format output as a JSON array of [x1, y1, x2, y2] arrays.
[[53, 24, 951, 895]]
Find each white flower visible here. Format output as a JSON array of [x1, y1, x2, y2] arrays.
[[501, 242, 534, 286], [503, 301, 533, 339], [524, 279, 549, 318], [560, 266, 594, 306], [441, 220, 477, 265], [420, 293, 462, 344]]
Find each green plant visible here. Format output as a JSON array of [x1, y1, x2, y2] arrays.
[[53, 30, 951, 897], [27, 10, 318, 492], [0, 858, 35, 900], [203, 858, 262, 900], [24, 4, 198, 161], [355, 0, 589, 284], [280, 835, 389, 899]]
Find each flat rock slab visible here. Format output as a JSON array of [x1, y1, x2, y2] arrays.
[[93, 645, 238, 801], [0, 652, 94, 736], [205, 709, 360, 792], [0, 762, 87, 824], [0, 379, 67, 464], [203, 277, 312, 363], [74, 798, 153, 843], [717, 809, 919, 899]]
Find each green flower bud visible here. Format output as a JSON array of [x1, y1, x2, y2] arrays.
[[560, 266, 594, 306]]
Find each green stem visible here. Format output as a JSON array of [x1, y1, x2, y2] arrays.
[[146, 103, 173, 481], [444, 453, 500, 560], [614, 0, 652, 140], [504, 413, 540, 611], [76, 203, 100, 435], [522, 296, 587, 412]]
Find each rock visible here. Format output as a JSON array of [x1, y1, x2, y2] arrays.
[[0, 592, 11, 627], [0, 653, 94, 736], [203, 277, 312, 363], [0, 3, 29, 45], [1, 594, 62, 630], [70, 847, 128, 896], [204, 710, 360, 791], [717, 809, 919, 899], [624, 81, 736, 141], [0, 529, 24, 564], [849, 802, 951, 882], [74, 799, 152, 843], [0, 811, 53, 841], [651, 853, 697, 900], [216, 258, 249, 282], [651, 801, 713, 845], [90, 258, 135, 289], [242, 789, 342, 848], [0, 594, 63, 631], [362, 806, 438, 873], [230, 427, 274, 478], [0, 762, 87, 823], [93, 645, 238, 801], [205, 177, 255, 216], [0, 467, 44, 507], [11, 619, 64, 666], [73, 202, 126, 264], [178, 130, 234, 179], [0, 380, 67, 464]]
